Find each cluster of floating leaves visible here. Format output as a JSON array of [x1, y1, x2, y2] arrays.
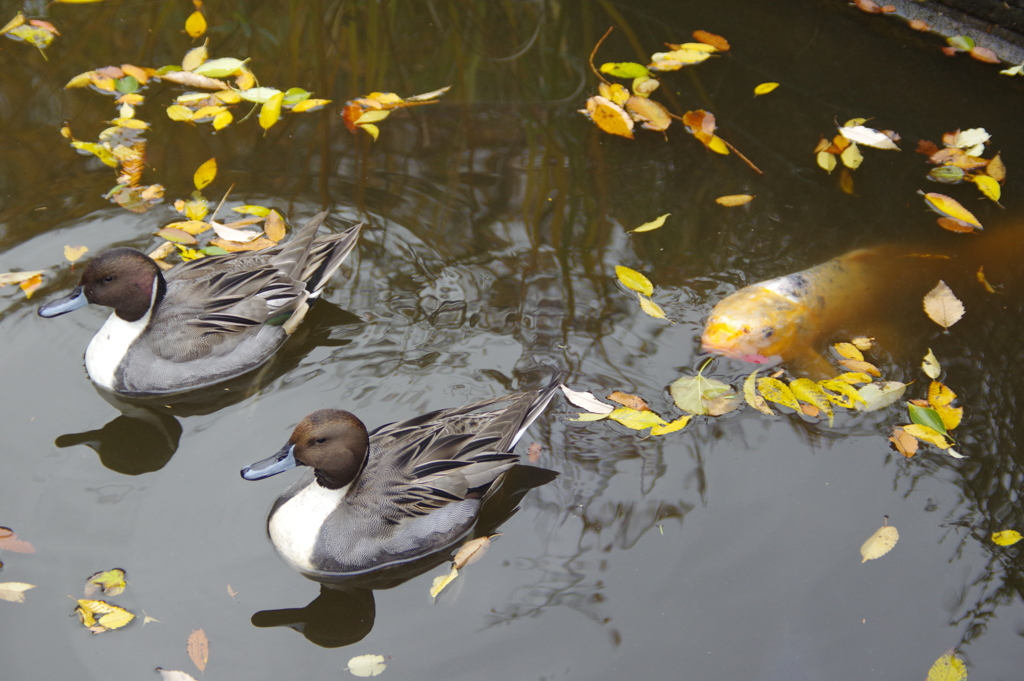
[[814, 118, 901, 179], [342, 87, 451, 141], [614, 264, 672, 323], [918, 127, 1004, 223], [74, 568, 135, 633], [429, 534, 500, 600], [0, 12, 60, 58]]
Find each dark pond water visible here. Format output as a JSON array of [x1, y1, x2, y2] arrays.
[[2, 1, 1023, 679]]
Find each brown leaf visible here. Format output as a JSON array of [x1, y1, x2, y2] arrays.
[[264, 209, 286, 242], [606, 391, 650, 411], [908, 19, 930, 31], [187, 629, 209, 673], [453, 535, 499, 569], [691, 30, 729, 51], [853, 0, 882, 13], [986, 152, 1006, 182], [969, 46, 1000, 64], [937, 217, 977, 233], [526, 442, 542, 464], [916, 139, 939, 156], [923, 280, 965, 329], [890, 427, 918, 457], [799, 403, 820, 418], [941, 46, 958, 57], [0, 530, 35, 553], [208, 236, 278, 252], [158, 71, 230, 91]]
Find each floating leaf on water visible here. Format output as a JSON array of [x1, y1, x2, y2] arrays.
[[209, 236, 278, 252], [637, 294, 671, 322], [789, 378, 834, 426], [607, 407, 667, 431], [757, 377, 800, 411], [974, 174, 1001, 202], [625, 96, 671, 132], [908, 403, 946, 435], [860, 520, 898, 563], [265, 210, 286, 242], [259, 92, 285, 132], [818, 379, 865, 409], [854, 381, 906, 411], [187, 629, 209, 673], [292, 98, 331, 112], [976, 266, 997, 293], [84, 569, 127, 597], [236, 86, 283, 103], [928, 381, 963, 431], [890, 427, 918, 457], [0, 271, 44, 288], [706, 392, 740, 416], [947, 35, 975, 51], [580, 96, 634, 139], [919, 192, 982, 230], [927, 165, 965, 184], [615, 265, 653, 296], [921, 349, 941, 379], [211, 223, 262, 243], [0, 582, 35, 603], [184, 11, 206, 38], [986, 152, 1006, 181], [672, 373, 733, 415], [923, 280, 964, 329], [753, 82, 779, 96], [650, 415, 692, 435], [835, 371, 873, 385], [453, 535, 498, 569], [598, 82, 630, 106], [925, 650, 967, 681], [75, 599, 135, 632], [840, 142, 863, 169], [630, 213, 670, 233], [606, 391, 650, 411], [838, 124, 900, 150], [167, 105, 194, 122], [744, 370, 774, 415], [157, 228, 198, 245], [234, 204, 272, 217], [715, 194, 754, 206], [837, 358, 881, 377], [560, 385, 614, 414], [903, 423, 952, 449], [193, 57, 247, 78], [833, 342, 863, 361], [600, 62, 650, 79], [817, 151, 837, 173], [991, 530, 1022, 546], [430, 568, 458, 599], [347, 654, 388, 678], [156, 670, 198, 681], [193, 158, 217, 190], [691, 30, 730, 51]]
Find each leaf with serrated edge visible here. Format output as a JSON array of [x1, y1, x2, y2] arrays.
[[672, 374, 732, 415], [860, 523, 899, 562], [923, 280, 965, 329], [607, 391, 649, 411]]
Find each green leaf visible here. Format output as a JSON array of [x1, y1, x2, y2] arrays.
[[599, 62, 650, 79], [283, 87, 311, 106], [947, 35, 975, 51], [236, 87, 283, 104], [201, 246, 229, 256], [670, 373, 731, 415], [909, 403, 947, 435], [115, 76, 139, 94], [192, 57, 248, 78]]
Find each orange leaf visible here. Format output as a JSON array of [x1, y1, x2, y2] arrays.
[[187, 629, 209, 673], [581, 96, 634, 139], [691, 30, 730, 51]]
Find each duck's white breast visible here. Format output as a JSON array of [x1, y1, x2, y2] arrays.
[[268, 482, 349, 571], [85, 310, 151, 390]]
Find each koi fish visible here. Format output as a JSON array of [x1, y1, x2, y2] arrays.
[[700, 248, 937, 377]]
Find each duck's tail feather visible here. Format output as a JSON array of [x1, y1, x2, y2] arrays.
[[303, 222, 363, 299], [272, 211, 329, 280]]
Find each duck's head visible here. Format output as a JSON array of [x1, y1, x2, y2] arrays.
[[38, 248, 164, 322], [241, 409, 370, 488]]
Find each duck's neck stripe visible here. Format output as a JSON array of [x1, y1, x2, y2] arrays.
[[85, 276, 158, 391]]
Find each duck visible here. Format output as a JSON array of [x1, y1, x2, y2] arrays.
[[240, 377, 564, 578], [37, 212, 361, 396]]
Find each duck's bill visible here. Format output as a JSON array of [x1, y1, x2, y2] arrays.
[[38, 286, 88, 318], [241, 443, 297, 480]]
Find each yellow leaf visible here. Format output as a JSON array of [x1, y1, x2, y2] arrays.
[[835, 371, 873, 385], [890, 427, 918, 457], [164, 220, 210, 235], [66, 71, 92, 88], [926, 650, 967, 681], [903, 423, 952, 449], [185, 11, 207, 38], [259, 92, 285, 132], [833, 342, 863, 361], [923, 280, 964, 329], [754, 82, 779, 96], [860, 522, 898, 562], [84, 568, 126, 597], [192, 105, 227, 120], [976, 266, 997, 293], [453, 535, 498, 569], [615, 265, 654, 296], [182, 196, 209, 221], [167, 105, 195, 122], [744, 370, 774, 415], [19, 274, 43, 299], [212, 110, 233, 130], [650, 415, 692, 435], [919, 191, 983, 230], [840, 142, 863, 169], [992, 530, 1022, 546], [838, 358, 881, 377], [637, 294, 670, 322], [715, 194, 754, 206], [430, 568, 458, 599], [64, 245, 88, 262], [112, 118, 148, 130], [354, 109, 391, 125], [921, 349, 941, 379], [234, 205, 272, 217], [0, 271, 44, 287], [0, 582, 34, 603], [70, 141, 118, 167], [570, 412, 611, 422], [630, 213, 670, 233], [581, 96, 634, 139], [360, 123, 380, 140], [818, 379, 866, 408], [757, 377, 800, 411], [265, 209, 287, 242], [974, 174, 1001, 202], [607, 407, 667, 431], [0, 12, 26, 36], [598, 82, 631, 106], [214, 89, 241, 104], [182, 42, 208, 71], [928, 382, 963, 431], [850, 336, 874, 351], [193, 158, 217, 190], [789, 378, 834, 426], [291, 98, 332, 112], [187, 629, 209, 672], [817, 150, 837, 173], [707, 135, 729, 155], [97, 605, 135, 631]]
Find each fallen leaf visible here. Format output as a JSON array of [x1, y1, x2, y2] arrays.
[[211, 223, 263, 243], [193, 58, 248, 78], [986, 152, 1006, 181], [615, 265, 653, 296], [977, 266, 997, 293], [715, 194, 754, 206], [835, 371, 873, 385], [753, 82, 778, 96], [838, 124, 900, 150], [157, 228, 198, 245], [743, 370, 774, 415], [860, 520, 898, 562], [265, 209, 286, 241], [630, 213, 670, 233], [291, 98, 331, 112], [18, 274, 43, 299], [234, 204, 272, 217], [0, 530, 35, 553], [969, 46, 999, 63], [817, 150, 837, 173], [580, 96, 634, 139], [992, 530, 1022, 546], [833, 342, 863, 361], [919, 192, 982, 230], [926, 650, 967, 681], [903, 423, 952, 449], [0, 271, 45, 287], [757, 377, 800, 411], [208, 236, 278, 252], [974, 174, 1001, 202], [928, 381, 963, 431], [840, 142, 863, 169], [838, 358, 881, 376], [691, 30, 729, 51], [600, 62, 650, 79], [818, 379, 865, 409], [560, 385, 614, 414], [0, 582, 34, 603], [156, 670, 199, 681], [607, 407, 668, 431], [187, 629, 209, 673], [936, 217, 976, 233], [706, 393, 740, 416], [854, 381, 907, 411], [890, 427, 918, 457], [923, 280, 965, 329], [185, 11, 206, 38], [347, 654, 387, 678], [84, 569, 126, 597], [607, 391, 650, 411], [526, 442, 542, 463], [259, 92, 285, 132], [672, 373, 733, 415], [909, 403, 946, 434], [853, 0, 882, 13], [789, 378, 834, 426], [650, 415, 692, 435], [193, 158, 217, 190], [908, 19, 930, 31], [430, 567, 458, 599], [637, 294, 671, 322], [453, 535, 499, 569], [921, 349, 941, 378], [64, 245, 88, 263], [75, 599, 135, 632]]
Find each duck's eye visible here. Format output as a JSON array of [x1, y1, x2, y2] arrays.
[[315, 437, 327, 444], [103, 276, 114, 283]]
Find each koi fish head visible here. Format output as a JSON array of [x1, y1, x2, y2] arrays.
[[700, 286, 806, 363]]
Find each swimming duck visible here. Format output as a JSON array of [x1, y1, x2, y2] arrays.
[[241, 377, 563, 578], [38, 212, 361, 396]]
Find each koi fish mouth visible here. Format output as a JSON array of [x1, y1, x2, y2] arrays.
[[701, 341, 779, 366]]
